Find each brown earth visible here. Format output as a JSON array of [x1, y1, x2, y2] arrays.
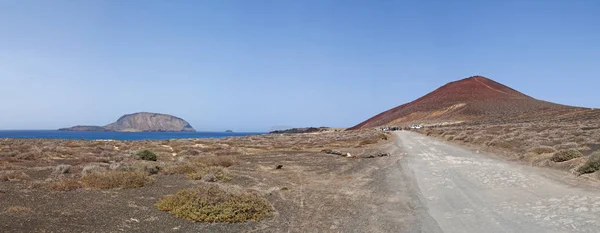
[[0, 130, 430, 232], [349, 76, 575, 130]]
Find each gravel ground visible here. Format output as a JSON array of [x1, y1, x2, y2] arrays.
[[396, 131, 600, 233]]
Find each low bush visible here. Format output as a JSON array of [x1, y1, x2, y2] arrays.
[[161, 164, 197, 175], [156, 185, 272, 223], [550, 149, 583, 162], [194, 156, 237, 168], [136, 150, 157, 161], [46, 179, 83, 191], [529, 146, 557, 155], [163, 163, 230, 182], [488, 139, 513, 149], [578, 152, 600, 174], [82, 171, 152, 189], [0, 171, 30, 182], [557, 142, 579, 150], [379, 133, 389, 140], [358, 139, 378, 146], [52, 164, 72, 176], [187, 166, 230, 182]]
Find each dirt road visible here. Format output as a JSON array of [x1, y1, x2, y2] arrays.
[[395, 131, 600, 233]]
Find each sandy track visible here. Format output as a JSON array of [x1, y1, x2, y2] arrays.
[[395, 131, 600, 233]]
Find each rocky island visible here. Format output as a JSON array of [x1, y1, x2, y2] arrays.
[[269, 127, 331, 134], [59, 112, 196, 132]]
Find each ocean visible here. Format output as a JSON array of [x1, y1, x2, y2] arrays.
[[0, 130, 264, 140]]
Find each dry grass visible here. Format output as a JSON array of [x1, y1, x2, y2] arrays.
[[82, 171, 153, 189], [46, 179, 84, 192], [193, 156, 237, 167], [186, 166, 231, 182], [529, 146, 557, 155], [358, 139, 379, 146], [0, 171, 30, 182], [5, 206, 33, 214], [161, 164, 198, 175], [156, 185, 272, 223], [162, 160, 231, 182]]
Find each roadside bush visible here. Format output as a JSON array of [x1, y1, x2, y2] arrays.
[[156, 185, 272, 223], [379, 133, 389, 140], [578, 152, 600, 174], [82, 171, 152, 189], [529, 146, 557, 155], [550, 149, 583, 162], [46, 179, 83, 192], [136, 150, 157, 161]]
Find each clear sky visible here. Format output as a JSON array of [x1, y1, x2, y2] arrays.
[[0, 0, 598, 132]]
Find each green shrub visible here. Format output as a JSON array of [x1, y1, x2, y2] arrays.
[[550, 149, 583, 162], [156, 185, 272, 223], [136, 150, 157, 161], [578, 152, 600, 174]]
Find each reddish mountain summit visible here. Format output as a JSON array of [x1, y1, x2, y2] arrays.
[[349, 76, 570, 130]]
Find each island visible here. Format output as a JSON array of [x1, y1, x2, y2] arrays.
[[59, 112, 196, 132], [269, 127, 330, 134], [225, 130, 233, 133]]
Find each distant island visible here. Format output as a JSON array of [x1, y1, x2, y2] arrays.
[[59, 112, 196, 132], [269, 127, 330, 134], [225, 130, 233, 133]]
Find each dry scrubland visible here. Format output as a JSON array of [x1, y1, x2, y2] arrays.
[[0, 130, 390, 231], [421, 109, 600, 177]]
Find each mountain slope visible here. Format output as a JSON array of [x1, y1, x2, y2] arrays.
[[60, 112, 196, 132], [349, 76, 570, 130]]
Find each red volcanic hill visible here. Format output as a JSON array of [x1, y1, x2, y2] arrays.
[[349, 76, 571, 130]]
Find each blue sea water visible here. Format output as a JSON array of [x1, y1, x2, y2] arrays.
[[0, 130, 264, 140]]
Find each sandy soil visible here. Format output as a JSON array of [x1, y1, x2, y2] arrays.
[[1, 131, 429, 232]]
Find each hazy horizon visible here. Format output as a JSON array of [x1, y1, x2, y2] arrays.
[[1, 0, 598, 132]]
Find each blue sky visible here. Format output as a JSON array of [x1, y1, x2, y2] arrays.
[[0, 0, 598, 132]]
